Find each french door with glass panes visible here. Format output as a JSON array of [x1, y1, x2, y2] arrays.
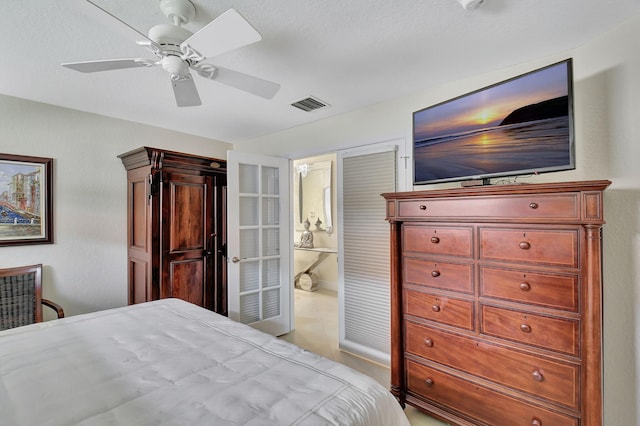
[[226, 150, 291, 336]]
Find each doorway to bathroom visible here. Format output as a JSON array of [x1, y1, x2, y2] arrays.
[[292, 153, 338, 294], [288, 139, 409, 365], [288, 152, 340, 359]]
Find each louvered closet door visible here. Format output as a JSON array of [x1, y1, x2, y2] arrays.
[[227, 150, 291, 336], [338, 146, 397, 364]]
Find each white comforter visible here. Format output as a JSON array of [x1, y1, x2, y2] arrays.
[[0, 298, 409, 426]]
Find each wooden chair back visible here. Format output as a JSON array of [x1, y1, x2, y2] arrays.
[[0, 264, 44, 331]]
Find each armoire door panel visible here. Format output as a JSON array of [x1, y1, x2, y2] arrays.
[[126, 166, 151, 251], [129, 258, 150, 305], [169, 178, 206, 252], [169, 259, 205, 306], [131, 177, 149, 249]]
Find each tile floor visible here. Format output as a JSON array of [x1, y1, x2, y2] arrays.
[[279, 288, 448, 426]]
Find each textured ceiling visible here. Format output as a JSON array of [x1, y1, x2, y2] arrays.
[[3, 0, 640, 143]]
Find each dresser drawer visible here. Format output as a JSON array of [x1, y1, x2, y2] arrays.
[[404, 257, 474, 294], [405, 321, 579, 409], [403, 225, 473, 257], [405, 289, 474, 330], [480, 227, 578, 268], [397, 193, 579, 220], [406, 360, 578, 426], [480, 267, 579, 311], [481, 305, 579, 355]]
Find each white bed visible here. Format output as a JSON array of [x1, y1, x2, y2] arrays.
[[0, 298, 409, 426]]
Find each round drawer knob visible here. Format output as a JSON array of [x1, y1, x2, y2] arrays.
[[519, 241, 531, 250], [419, 205, 427, 210], [531, 419, 542, 426], [529, 202, 539, 209], [532, 370, 544, 382], [424, 378, 434, 387], [431, 270, 441, 278], [430, 236, 440, 244], [520, 324, 532, 333], [432, 305, 441, 313], [519, 282, 531, 291], [424, 338, 434, 347]]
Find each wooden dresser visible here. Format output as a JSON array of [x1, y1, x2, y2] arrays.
[[383, 180, 610, 426]]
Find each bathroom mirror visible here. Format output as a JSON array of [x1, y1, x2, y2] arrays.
[[295, 160, 332, 233]]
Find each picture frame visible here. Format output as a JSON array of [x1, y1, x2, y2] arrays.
[[0, 153, 53, 246]]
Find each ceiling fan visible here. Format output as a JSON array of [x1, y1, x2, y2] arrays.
[[63, 0, 280, 107]]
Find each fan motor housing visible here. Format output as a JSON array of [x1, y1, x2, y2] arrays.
[[148, 24, 192, 47]]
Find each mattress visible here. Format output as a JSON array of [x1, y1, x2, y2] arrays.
[[0, 298, 410, 426]]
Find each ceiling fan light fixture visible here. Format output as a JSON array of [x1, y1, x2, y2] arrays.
[[162, 55, 190, 80]]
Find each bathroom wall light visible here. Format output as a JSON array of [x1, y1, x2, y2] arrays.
[[297, 163, 309, 177]]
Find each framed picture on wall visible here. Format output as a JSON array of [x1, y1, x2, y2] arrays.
[[0, 153, 53, 246]]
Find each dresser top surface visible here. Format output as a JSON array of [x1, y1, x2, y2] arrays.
[[382, 180, 611, 200]]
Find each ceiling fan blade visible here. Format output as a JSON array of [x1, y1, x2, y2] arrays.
[[70, 0, 153, 44], [182, 9, 262, 59], [62, 59, 155, 73], [202, 65, 280, 99], [172, 75, 202, 107]]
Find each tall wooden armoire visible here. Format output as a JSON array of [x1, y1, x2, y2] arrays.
[[118, 147, 227, 315]]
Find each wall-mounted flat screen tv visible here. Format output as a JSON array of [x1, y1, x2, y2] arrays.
[[413, 59, 575, 185]]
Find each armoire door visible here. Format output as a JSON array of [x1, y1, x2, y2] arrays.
[[160, 170, 219, 311]]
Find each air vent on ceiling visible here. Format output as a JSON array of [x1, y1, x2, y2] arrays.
[[291, 96, 329, 112]]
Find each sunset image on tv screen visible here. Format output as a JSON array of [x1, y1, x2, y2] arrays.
[[413, 60, 573, 184]]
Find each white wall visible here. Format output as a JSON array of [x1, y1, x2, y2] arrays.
[[236, 16, 640, 426], [0, 94, 232, 316]]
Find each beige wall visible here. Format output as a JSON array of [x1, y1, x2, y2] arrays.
[[237, 16, 640, 426], [0, 95, 232, 316]]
